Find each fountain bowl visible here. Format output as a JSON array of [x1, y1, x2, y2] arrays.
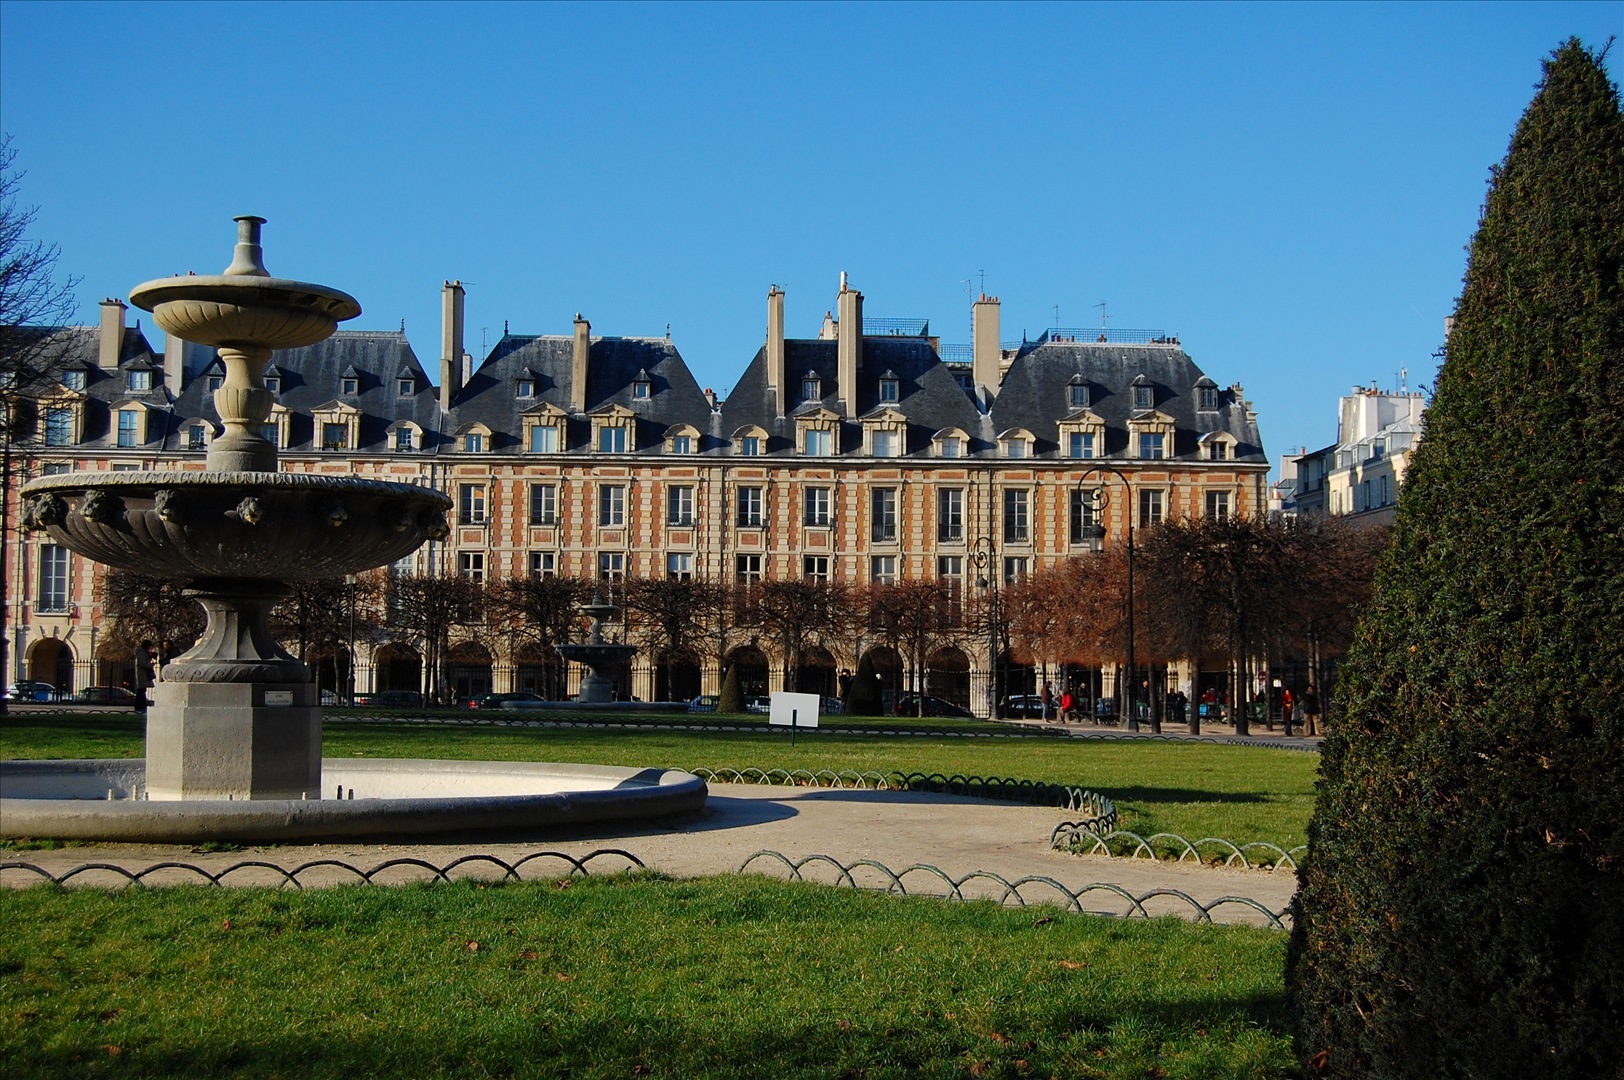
[[20, 471, 450, 581], [129, 275, 362, 351], [0, 758, 708, 843]]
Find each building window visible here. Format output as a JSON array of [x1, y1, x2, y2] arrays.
[[1198, 385, 1219, 410], [464, 431, 485, 453], [1069, 490, 1098, 544], [264, 376, 281, 395], [598, 425, 628, 453], [206, 374, 224, 393], [1003, 557, 1028, 585], [398, 376, 414, 396], [457, 551, 485, 583], [803, 555, 829, 581], [937, 555, 962, 582], [1360, 479, 1371, 511], [736, 554, 761, 584], [186, 425, 207, 451], [871, 429, 898, 457], [1133, 383, 1153, 408], [393, 427, 414, 451], [263, 422, 279, 447], [669, 434, 692, 454], [1005, 437, 1028, 459], [117, 411, 139, 447], [737, 485, 764, 528], [739, 435, 761, 456], [42, 461, 71, 476], [804, 486, 831, 527], [1209, 440, 1229, 461], [1069, 380, 1089, 408], [1379, 475, 1390, 505], [667, 552, 693, 580], [633, 377, 651, 399], [871, 488, 898, 542], [598, 552, 624, 581], [804, 428, 832, 456], [516, 379, 534, 398], [667, 485, 695, 526], [938, 487, 963, 542], [323, 422, 348, 451], [871, 555, 897, 585], [529, 483, 557, 526], [459, 483, 487, 525], [62, 369, 86, 391], [529, 551, 556, 578], [128, 369, 152, 392], [939, 435, 962, 458], [530, 424, 559, 453], [1003, 488, 1029, 543], [599, 484, 626, 526], [111, 463, 139, 472], [1067, 432, 1095, 459], [341, 376, 359, 396], [1139, 432, 1165, 460], [1206, 491, 1231, 521], [878, 375, 899, 402], [1140, 489, 1164, 526], [38, 544, 69, 612], [44, 407, 72, 446], [801, 376, 821, 402]]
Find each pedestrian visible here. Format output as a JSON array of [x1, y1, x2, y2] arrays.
[[1040, 681, 1055, 723], [134, 640, 155, 713], [1301, 685, 1322, 736], [1059, 686, 1074, 724], [1281, 687, 1295, 736], [837, 668, 852, 701]]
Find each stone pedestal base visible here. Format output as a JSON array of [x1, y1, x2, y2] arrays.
[[577, 669, 615, 703], [145, 681, 320, 801]]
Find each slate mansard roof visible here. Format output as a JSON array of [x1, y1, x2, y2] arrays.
[[28, 304, 1265, 465]]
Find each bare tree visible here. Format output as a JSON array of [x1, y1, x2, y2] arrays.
[[736, 579, 858, 693], [385, 572, 484, 705], [864, 579, 962, 716], [0, 136, 81, 711], [270, 574, 383, 695], [621, 575, 725, 700], [99, 571, 206, 675], [485, 573, 593, 699]]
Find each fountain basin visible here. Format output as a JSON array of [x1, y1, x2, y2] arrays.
[[0, 759, 708, 843], [20, 472, 450, 581]]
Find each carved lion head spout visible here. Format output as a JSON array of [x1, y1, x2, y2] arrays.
[[22, 493, 66, 532], [154, 489, 184, 525], [79, 489, 123, 526], [229, 496, 264, 525]]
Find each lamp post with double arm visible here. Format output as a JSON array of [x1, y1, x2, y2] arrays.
[[1077, 466, 1145, 733]]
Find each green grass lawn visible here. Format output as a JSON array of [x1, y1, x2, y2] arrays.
[[0, 874, 1296, 1079], [0, 710, 1319, 847]]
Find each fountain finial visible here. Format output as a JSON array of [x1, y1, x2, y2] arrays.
[[225, 215, 270, 277]]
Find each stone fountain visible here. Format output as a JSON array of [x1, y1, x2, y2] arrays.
[[0, 217, 704, 841], [556, 588, 639, 704]]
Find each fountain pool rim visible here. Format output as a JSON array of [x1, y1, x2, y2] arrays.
[[0, 759, 708, 843]]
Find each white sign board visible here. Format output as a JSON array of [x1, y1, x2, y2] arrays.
[[768, 691, 821, 729]]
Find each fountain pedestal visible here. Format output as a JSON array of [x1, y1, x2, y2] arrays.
[[146, 682, 320, 800]]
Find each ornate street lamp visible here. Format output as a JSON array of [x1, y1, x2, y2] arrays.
[[970, 535, 999, 719], [1077, 466, 1143, 733]]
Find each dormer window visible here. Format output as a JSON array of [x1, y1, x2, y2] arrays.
[[264, 376, 280, 395], [206, 374, 224, 393], [1197, 380, 1219, 411], [44, 406, 73, 446], [872, 430, 898, 457], [598, 425, 628, 452], [1068, 432, 1095, 459], [185, 423, 208, 451], [741, 435, 761, 456], [517, 378, 535, 398], [804, 428, 832, 455], [941, 435, 962, 458], [530, 424, 558, 452], [398, 376, 415, 397], [1132, 378, 1154, 409], [801, 372, 822, 403], [632, 370, 652, 399], [341, 376, 359, 396], [62, 369, 86, 391], [1006, 438, 1028, 459], [464, 431, 485, 453], [394, 427, 414, 451], [323, 423, 349, 451], [670, 434, 691, 454], [1068, 376, 1089, 408], [878, 371, 900, 403], [128, 369, 152, 392]]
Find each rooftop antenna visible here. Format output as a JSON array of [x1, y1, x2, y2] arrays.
[[978, 269, 986, 295], [481, 327, 489, 355], [1053, 304, 1061, 328], [1095, 301, 1109, 332]]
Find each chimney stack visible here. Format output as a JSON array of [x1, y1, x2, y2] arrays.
[[439, 281, 465, 413], [972, 293, 1001, 411], [98, 298, 126, 371], [836, 275, 862, 414], [571, 314, 591, 413], [767, 286, 786, 416]]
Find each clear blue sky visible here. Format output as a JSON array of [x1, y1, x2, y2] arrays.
[[2, 1, 1617, 470]]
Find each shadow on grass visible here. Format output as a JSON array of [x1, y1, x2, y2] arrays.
[[1103, 786, 1271, 805]]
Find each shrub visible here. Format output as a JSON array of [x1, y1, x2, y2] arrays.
[[1286, 40, 1624, 1079], [716, 661, 743, 714], [844, 651, 885, 716]]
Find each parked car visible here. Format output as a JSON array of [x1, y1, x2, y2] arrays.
[[7, 680, 59, 702], [1001, 694, 1045, 719], [471, 692, 545, 709], [744, 695, 771, 714], [687, 694, 719, 714], [356, 690, 424, 708], [894, 695, 975, 719], [78, 685, 137, 705]]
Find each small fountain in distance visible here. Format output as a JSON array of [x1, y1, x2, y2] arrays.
[[0, 217, 705, 842]]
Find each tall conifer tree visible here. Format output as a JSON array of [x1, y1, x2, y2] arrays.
[[1287, 40, 1623, 1078]]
